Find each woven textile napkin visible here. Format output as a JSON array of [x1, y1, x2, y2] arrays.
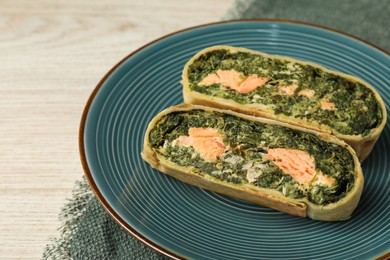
[[43, 0, 388, 259], [226, 0, 389, 51]]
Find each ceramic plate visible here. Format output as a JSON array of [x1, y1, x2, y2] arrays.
[[80, 20, 390, 259]]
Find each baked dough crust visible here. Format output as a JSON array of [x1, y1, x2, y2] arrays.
[[182, 46, 387, 162], [141, 104, 364, 221]]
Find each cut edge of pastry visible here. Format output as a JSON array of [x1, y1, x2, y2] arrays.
[[141, 104, 364, 221], [181, 45, 387, 162]]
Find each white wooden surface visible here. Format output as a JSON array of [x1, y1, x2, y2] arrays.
[[0, 1, 234, 258]]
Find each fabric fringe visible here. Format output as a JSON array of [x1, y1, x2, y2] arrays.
[[42, 176, 93, 260]]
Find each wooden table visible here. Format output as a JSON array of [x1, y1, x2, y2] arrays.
[[0, 1, 233, 258]]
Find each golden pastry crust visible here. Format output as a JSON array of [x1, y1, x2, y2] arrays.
[[182, 46, 387, 162], [141, 104, 364, 221]]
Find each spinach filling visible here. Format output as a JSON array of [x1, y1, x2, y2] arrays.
[[187, 50, 382, 136], [149, 110, 356, 205]]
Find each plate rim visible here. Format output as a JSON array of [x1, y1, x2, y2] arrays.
[[78, 18, 390, 260]]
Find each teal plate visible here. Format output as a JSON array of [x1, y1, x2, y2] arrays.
[[80, 20, 390, 260]]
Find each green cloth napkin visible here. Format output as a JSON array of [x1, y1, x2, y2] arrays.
[[43, 1, 389, 259], [43, 177, 168, 259], [225, 0, 389, 52]]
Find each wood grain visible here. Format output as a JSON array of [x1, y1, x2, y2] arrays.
[[0, 1, 233, 258]]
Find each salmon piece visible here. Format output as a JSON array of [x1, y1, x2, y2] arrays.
[[320, 99, 337, 110], [238, 74, 269, 93], [263, 148, 335, 188], [216, 70, 243, 89], [199, 69, 268, 93], [278, 84, 298, 96], [199, 69, 241, 89], [298, 89, 315, 98], [198, 73, 220, 86], [175, 127, 226, 162]]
